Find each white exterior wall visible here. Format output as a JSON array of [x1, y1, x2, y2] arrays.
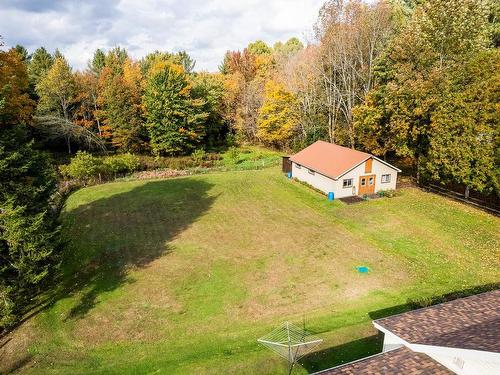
[[291, 162, 337, 194], [376, 323, 500, 375], [291, 158, 398, 199], [381, 331, 405, 352]]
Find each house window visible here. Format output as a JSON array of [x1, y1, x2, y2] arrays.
[[361, 178, 366, 186], [381, 174, 391, 183], [308, 169, 315, 175], [296, 164, 301, 169], [343, 178, 353, 188], [369, 176, 374, 185]]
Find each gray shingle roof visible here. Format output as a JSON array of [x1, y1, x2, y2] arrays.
[[375, 290, 500, 352], [314, 347, 453, 375]]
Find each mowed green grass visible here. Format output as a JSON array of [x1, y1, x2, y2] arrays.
[[3, 168, 499, 374]]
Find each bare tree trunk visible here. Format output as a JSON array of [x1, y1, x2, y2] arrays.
[[66, 135, 72, 154], [416, 154, 421, 184]]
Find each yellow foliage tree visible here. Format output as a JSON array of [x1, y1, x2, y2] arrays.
[[257, 80, 299, 148]]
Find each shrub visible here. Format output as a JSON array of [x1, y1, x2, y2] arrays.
[[225, 134, 237, 147], [251, 151, 264, 161], [226, 146, 239, 161], [60, 151, 102, 182], [102, 153, 140, 177], [377, 189, 398, 198], [292, 177, 326, 196], [191, 149, 207, 166]]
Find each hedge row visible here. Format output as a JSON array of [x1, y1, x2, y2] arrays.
[[60, 152, 141, 182]]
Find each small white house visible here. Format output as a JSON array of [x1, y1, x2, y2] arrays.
[[289, 140, 401, 198]]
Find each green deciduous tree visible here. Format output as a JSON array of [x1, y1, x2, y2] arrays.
[[355, 0, 493, 184], [191, 72, 228, 146], [35, 56, 78, 152], [424, 50, 500, 194], [143, 62, 208, 155], [248, 40, 272, 55], [36, 56, 76, 120], [274, 37, 304, 56]]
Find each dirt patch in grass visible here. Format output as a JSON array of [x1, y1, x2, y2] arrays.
[[0, 320, 38, 374]]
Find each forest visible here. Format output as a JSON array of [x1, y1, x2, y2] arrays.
[[0, 0, 499, 331]]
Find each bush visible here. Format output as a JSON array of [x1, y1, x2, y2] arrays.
[[102, 153, 140, 177], [61, 152, 141, 182], [191, 149, 207, 166], [226, 146, 239, 161], [138, 155, 195, 170], [60, 151, 102, 182], [377, 189, 397, 198]]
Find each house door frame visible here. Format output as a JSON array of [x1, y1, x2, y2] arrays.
[[358, 174, 375, 195]]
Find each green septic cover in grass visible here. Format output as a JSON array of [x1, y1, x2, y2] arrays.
[[356, 266, 369, 274]]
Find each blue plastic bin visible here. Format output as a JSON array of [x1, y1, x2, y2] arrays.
[[328, 192, 334, 201]]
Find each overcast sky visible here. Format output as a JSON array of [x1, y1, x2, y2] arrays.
[[1, 0, 324, 71]]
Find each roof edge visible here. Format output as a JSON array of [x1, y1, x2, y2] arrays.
[[373, 289, 500, 327], [310, 347, 404, 375], [372, 156, 402, 173], [288, 158, 340, 180], [290, 153, 401, 180]]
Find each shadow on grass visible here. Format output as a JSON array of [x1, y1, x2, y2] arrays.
[[299, 334, 383, 374], [3, 353, 33, 374], [369, 282, 500, 321], [50, 177, 217, 321]]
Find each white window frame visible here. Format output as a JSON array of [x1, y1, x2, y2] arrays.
[[308, 168, 315, 175], [381, 174, 391, 183], [343, 178, 353, 188]]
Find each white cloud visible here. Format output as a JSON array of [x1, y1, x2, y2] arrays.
[[1, 0, 324, 71]]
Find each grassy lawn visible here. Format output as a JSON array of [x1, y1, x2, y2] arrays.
[[2, 167, 499, 374]]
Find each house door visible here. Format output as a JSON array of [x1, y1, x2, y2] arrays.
[[358, 175, 375, 195]]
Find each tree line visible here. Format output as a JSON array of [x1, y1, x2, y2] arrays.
[[0, 0, 499, 331]]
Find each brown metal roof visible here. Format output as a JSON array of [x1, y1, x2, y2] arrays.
[[375, 290, 500, 352], [314, 347, 453, 375], [289, 141, 371, 179]]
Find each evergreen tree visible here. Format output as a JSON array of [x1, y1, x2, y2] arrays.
[[89, 48, 106, 75], [13, 45, 29, 62], [0, 50, 59, 331], [27, 47, 54, 95]]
